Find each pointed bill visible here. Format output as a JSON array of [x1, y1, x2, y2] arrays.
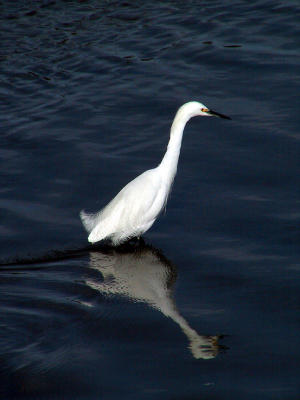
[[207, 109, 231, 120]]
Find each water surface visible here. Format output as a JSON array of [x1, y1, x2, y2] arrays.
[[0, 1, 299, 399]]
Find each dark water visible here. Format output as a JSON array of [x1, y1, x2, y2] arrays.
[[1, 1, 299, 399]]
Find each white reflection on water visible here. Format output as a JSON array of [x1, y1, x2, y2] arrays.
[[85, 244, 220, 359]]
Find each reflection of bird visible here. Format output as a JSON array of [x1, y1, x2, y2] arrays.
[[80, 101, 230, 245], [85, 243, 221, 359]]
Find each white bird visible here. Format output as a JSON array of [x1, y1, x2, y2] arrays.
[[80, 101, 230, 245]]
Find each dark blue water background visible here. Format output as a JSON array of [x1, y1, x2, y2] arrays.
[[0, 1, 299, 399]]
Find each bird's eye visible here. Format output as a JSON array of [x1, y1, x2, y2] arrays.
[[201, 108, 209, 112]]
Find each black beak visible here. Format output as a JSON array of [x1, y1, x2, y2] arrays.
[[208, 109, 231, 120]]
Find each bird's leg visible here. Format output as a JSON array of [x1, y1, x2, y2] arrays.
[[138, 236, 145, 246], [125, 236, 145, 248]]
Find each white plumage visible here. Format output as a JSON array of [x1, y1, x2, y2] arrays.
[[80, 101, 230, 245]]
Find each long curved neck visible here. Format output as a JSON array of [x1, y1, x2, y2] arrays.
[[159, 109, 192, 180]]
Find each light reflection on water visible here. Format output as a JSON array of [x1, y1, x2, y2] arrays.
[[86, 244, 222, 360]]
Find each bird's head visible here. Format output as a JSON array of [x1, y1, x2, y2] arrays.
[[179, 101, 231, 120]]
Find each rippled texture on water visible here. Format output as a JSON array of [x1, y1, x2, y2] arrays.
[[0, 1, 299, 399]]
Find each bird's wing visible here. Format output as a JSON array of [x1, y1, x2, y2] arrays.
[[116, 168, 166, 223], [87, 168, 166, 243]]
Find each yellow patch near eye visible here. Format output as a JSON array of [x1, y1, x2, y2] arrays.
[[201, 108, 209, 112]]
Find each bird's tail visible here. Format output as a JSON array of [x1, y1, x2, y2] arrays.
[[79, 210, 99, 233]]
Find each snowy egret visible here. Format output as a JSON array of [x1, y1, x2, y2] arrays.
[[80, 101, 231, 245]]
